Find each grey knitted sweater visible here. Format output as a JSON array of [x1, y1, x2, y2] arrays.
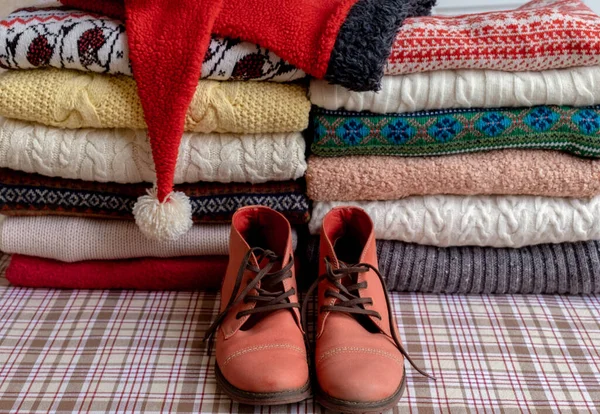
[[306, 237, 600, 295]]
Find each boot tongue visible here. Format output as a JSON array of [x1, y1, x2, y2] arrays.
[[338, 260, 359, 288], [256, 255, 284, 294]]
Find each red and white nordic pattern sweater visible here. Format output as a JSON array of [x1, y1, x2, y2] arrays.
[[387, 0, 600, 74]]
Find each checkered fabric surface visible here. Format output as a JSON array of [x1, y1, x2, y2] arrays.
[[0, 253, 599, 413]]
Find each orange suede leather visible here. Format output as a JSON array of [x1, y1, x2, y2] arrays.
[[215, 206, 309, 394], [316, 206, 406, 403]]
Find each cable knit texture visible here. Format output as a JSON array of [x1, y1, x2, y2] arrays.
[[310, 67, 600, 113], [306, 236, 600, 294], [0, 68, 310, 133], [0, 117, 306, 184], [306, 150, 600, 201], [309, 196, 600, 248], [0, 216, 298, 261]]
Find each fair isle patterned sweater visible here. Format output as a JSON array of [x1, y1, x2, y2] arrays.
[[387, 0, 600, 74], [0, 7, 305, 81]]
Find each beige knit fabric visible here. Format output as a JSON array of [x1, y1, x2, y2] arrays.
[[309, 196, 600, 248], [0, 216, 299, 262], [309, 67, 600, 113], [0, 216, 230, 262], [0, 69, 310, 133], [306, 150, 600, 201], [0, 117, 306, 184]]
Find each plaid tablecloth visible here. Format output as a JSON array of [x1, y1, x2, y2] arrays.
[[0, 253, 599, 413]]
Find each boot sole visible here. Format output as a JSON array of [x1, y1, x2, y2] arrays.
[[215, 364, 311, 405], [316, 367, 406, 413]]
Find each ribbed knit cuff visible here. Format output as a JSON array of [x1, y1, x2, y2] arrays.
[[325, 0, 435, 92]]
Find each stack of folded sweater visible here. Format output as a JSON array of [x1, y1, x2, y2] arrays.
[[307, 0, 600, 294], [0, 6, 310, 289]]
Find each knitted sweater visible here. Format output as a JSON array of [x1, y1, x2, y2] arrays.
[[311, 106, 600, 158], [386, 0, 600, 75], [0, 216, 298, 261], [0, 68, 310, 133], [309, 197, 600, 248], [7, 254, 228, 290], [306, 237, 600, 294], [0, 216, 229, 261], [310, 67, 600, 114], [0, 168, 310, 225], [0, 7, 305, 82], [0, 117, 306, 184], [306, 150, 600, 201]]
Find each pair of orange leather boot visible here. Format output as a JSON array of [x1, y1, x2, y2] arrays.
[[205, 206, 431, 412]]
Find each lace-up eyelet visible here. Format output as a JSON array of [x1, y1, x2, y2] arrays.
[[300, 258, 437, 381]]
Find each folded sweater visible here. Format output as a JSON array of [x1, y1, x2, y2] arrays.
[[311, 106, 600, 158], [6, 254, 228, 290], [386, 0, 600, 75], [306, 150, 600, 201], [0, 7, 305, 82], [0, 117, 306, 184], [0, 68, 310, 133], [0, 168, 310, 224], [306, 237, 600, 294], [310, 67, 600, 114], [0, 216, 229, 261], [56, 0, 597, 84], [0, 216, 298, 262], [309, 197, 600, 248]]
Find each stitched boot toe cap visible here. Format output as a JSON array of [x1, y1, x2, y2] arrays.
[[219, 346, 309, 394], [317, 348, 405, 403]]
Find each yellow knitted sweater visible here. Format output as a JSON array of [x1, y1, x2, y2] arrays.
[[0, 69, 310, 133]]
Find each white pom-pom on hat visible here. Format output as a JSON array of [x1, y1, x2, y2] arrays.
[[133, 187, 193, 242]]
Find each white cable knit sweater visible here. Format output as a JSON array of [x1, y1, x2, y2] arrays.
[[309, 66, 600, 113], [309, 196, 600, 248], [0, 117, 306, 184]]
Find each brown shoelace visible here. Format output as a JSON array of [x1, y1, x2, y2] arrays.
[[204, 247, 299, 342], [301, 258, 435, 380]]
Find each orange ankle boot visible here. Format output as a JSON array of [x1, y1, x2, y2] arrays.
[[303, 206, 433, 413], [205, 206, 310, 405]]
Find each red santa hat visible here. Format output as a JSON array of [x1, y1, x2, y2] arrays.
[[68, 0, 431, 240]]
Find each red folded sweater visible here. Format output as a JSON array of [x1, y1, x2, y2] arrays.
[[6, 255, 227, 290]]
